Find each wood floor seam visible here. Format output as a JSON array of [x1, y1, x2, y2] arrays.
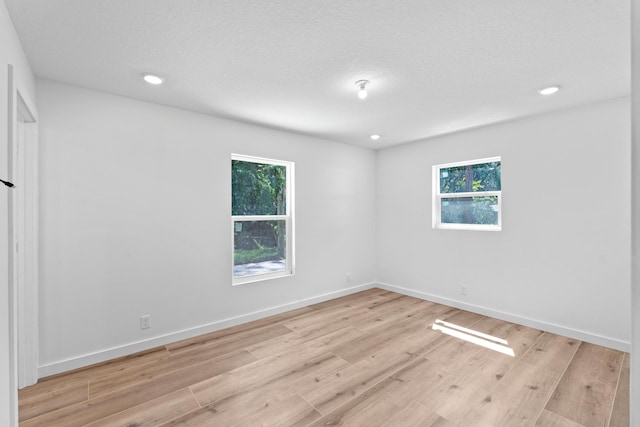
[[81, 393, 143, 425], [296, 392, 324, 415], [306, 347, 432, 418], [479, 325, 546, 394], [245, 348, 260, 361], [87, 378, 95, 400], [529, 333, 581, 426], [544, 336, 581, 400], [188, 386, 201, 409], [607, 352, 625, 427], [542, 338, 581, 426]]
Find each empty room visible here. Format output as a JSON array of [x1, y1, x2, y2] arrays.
[[1, 0, 638, 426]]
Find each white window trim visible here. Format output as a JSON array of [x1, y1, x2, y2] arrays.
[[231, 154, 295, 285], [432, 156, 502, 232]]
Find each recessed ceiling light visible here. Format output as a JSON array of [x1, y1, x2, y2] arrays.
[[355, 80, 369, 99], [370, 134, 380, 140], [538, 85, 560, 95], [143, 74, 164, 85]]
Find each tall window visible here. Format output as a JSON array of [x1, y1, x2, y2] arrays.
[[433, 157, 501, 231], [232, 154, 294, 284]]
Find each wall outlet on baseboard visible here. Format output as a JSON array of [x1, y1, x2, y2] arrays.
[[140, 315, 151, 330], [460, 285, 468, 296]]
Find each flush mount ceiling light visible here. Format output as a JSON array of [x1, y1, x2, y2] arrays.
[[355, 80, 369, 99], [538, 85, 560, 95], [143, 74, 164, 85], [370, 134, 380, 140]]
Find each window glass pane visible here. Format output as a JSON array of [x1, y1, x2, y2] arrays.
[[440, 161, 501, 194], [441, 196, 499, 225], [233, 220, 286, 277], [232, 160, 286, 215]]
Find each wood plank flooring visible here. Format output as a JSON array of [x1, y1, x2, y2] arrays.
[[19, 289, 629, 426]]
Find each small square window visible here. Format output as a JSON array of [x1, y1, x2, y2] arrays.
[[433, 157, 501, 231]]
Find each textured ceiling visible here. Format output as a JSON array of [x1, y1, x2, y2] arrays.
[[5, 0, 630, 149]]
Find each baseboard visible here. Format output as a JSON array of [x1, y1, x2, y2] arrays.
[[38, 282, 377, 378], [376, 282, 631, 353]]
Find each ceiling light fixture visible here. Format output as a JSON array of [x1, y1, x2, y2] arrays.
[[370, 134, 380, 140], [538, 85, 560, 95], [143, 74, 164, 85], [355, 80, 369, 99]]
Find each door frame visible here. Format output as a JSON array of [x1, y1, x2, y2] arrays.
[[7, 63, 39, 419]]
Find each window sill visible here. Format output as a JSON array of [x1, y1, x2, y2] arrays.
[[433, 224, 502, 232], [232, 270, 294, 286]]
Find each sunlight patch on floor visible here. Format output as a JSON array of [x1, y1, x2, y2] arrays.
[[432, 319, 515, 357]]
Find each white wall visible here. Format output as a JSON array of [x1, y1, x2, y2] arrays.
[[0, 0, 36, 424], [37, 79, 377, 375], [377, 98, 631, 351], [37, 80, 632, 375]]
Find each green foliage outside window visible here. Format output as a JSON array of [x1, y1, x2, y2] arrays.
[[439, 161, 501, 226], [232, 160, 286, 215], [439, 161, 501, 193], [232, 160, 288, 266]]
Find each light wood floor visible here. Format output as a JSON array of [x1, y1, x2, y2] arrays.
[[19, 288, 629, 426]]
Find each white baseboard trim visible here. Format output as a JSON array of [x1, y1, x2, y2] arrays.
[[376, 282, 630, 353], [38, 282, 377, 378]]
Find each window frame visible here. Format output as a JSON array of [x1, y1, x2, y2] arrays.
[[432, 156, 502, 232], [231, 154, 295, 285]]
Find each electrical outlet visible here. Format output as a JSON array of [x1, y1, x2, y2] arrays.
[[346, 273, 352, 283], [460, 285, 468, 296], [140, 315, 151, 330]]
